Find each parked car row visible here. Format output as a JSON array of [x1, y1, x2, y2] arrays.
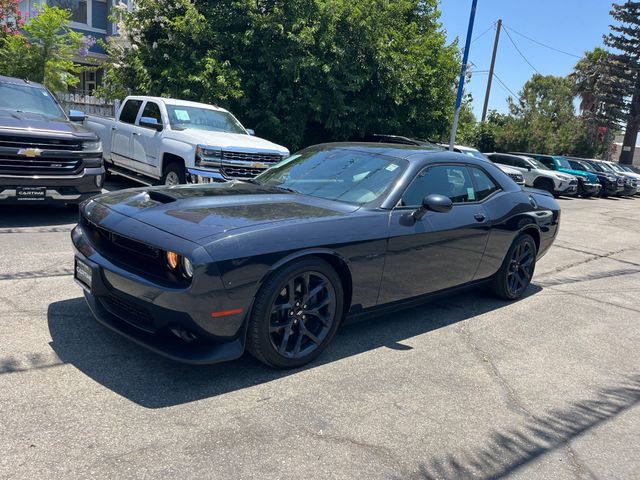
[[486, 152, 639, 198]]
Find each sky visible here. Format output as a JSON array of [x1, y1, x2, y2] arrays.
[[439, 0, 613, 119]]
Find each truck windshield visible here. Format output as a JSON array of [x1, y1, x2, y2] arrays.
[[166, 105, 246, 134], [0, 82, 64, 118]]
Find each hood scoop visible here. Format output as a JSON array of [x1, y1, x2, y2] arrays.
[[147, 190, 176, 204]]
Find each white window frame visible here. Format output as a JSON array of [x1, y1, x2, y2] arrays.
[[29, 0, 109, 34]]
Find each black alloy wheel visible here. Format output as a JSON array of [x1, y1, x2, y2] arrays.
[[491, 234, 537, 300], [247, 258, 343, 368]]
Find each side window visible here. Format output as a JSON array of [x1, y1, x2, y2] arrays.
[[402, 165, 476, 206], [119, 99, 143, 124], [140, 101, 162, 124], [470, 167, 501, 201], [512, 157, 528, 168], [539, 157, 553, 168], [497, 155, 514, 166]]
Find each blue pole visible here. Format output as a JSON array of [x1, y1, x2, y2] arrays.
[[449, 0, 478, 150]]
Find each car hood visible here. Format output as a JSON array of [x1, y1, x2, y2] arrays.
[[0, 109, 96, 138], [495, 164, 520, 175], [558, 168, 598, 182], [171, 128, 289, 155], [90, 182, 357, 242]]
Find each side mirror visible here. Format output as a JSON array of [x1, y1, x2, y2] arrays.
[[413, 194, 453, 221], [246, 128, 255, 136], [525, 165, 532, 171], [139, 116, 163, 131], [69, 110, 85, 122]]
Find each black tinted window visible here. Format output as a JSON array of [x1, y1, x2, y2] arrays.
[[470, 167, 500, 201], [119, 99, 142, 124], [403, 165, 476, 206], [140, 102, 162, 123], [511, 157, 527, 168], [496, 155, 514, 166]]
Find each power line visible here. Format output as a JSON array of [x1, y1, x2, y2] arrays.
[[502, 24, 582, 59], [492, 73, 521, 102], [502, 27, 541, 74], [471, 22, 495, 44]]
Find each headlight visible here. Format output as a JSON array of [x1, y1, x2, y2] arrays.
[[82, 140, 102, 152], [182, 257, 194, 278], [196, 145, 222, 165]]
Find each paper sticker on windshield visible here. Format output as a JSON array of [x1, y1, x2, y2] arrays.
[[174, 109, 190, 121], [386, 163, 399, 172], [467, 187, 476, 200]]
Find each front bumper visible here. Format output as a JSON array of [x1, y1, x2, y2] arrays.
[[601, 182, 624, 196], [579, 181, 601, 196], [71, 222, 250, 364], [0, 167, 104, 204], [555, 182, 578, 196]]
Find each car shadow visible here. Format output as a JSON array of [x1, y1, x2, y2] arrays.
[[46, 285, 542, 409]]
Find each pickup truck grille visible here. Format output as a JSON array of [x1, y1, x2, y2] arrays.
[[0, 134, 84, 175], [0, 156, 82, 175], [0, 134, 82, 150], [221, 151, 284, 164], [221, 166, 263, 179]]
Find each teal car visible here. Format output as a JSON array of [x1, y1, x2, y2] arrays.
[[511, 153, 601, 197]]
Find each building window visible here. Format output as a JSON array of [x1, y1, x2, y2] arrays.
[[48, 0, 88, 25]]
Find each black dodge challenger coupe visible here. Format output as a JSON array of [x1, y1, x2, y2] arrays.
[[72, 143, 560, 368]]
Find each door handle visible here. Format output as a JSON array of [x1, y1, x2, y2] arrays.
[[132, 132, 141, 136], [111, 127, 117, 131], [474, 213, 486, 222]]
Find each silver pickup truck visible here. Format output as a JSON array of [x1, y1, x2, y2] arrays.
[[84, 96, 289, 186]]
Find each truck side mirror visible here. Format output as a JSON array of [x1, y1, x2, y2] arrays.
[[139, 116, 163, 131], [69, 110, 85, 122]]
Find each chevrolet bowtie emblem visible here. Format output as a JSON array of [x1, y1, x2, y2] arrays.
[[18, 148, 42, 157], [252, 162, 267, 169]]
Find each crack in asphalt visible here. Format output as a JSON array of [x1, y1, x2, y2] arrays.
[[539, 244, 640, 278]]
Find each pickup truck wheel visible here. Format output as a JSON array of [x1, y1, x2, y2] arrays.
[[161, 163, 185, 186]]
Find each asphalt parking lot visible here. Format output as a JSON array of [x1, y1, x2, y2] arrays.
[[1, 181, 639, 480]]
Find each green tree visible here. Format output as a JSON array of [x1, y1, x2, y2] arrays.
[[99, 0, 460, 150], [571, 47, 621, 159], [0, 5, 83, 92], [603, 1, 640, 164]]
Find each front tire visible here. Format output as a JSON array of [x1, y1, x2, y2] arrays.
[[161, 163, 185, 186], [491, 234, 537, 300], [247, 258, 344, 368]]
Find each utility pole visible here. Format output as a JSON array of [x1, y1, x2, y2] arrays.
[[449, 0, 478, 151], [481, 19, 502, 122]]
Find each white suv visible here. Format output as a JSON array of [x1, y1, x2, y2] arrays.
[[485, 152, 578, 197], [445, 145, 526, 186]]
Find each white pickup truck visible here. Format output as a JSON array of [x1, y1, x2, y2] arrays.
[[84, 96, 289, 185]]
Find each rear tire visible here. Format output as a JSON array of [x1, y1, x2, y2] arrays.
[[161, 162, 185, 186], [247, 257, 344, 368], [491, 234, 537, 300]]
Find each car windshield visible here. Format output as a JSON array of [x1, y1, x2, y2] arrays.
[[556, 157, 572, 169], [608, 163, 625, 173], [619, 165, 633, 172], [577, 161, 596, 173], [527, 157, 550, 170], [597, 162, 615, 172], [254, 148, 407, 206], [0, 82, 64, 118], [166, 105, 246, 134], [586, 162, 604, 172]]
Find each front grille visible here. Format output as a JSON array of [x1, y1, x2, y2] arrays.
[[221, 150, 284, 164], [0, 134, 83, 150], [82, 217, 162, 261], [0, 134, 84, 175], [221, 166, 263, 179], [101, 294, 155, 332], [0, 156, 82, 175], [507, 172, 524, 184]]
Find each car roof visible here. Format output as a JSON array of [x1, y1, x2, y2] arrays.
[[486, 152, 535, 161], [125, 95, 229, 113], [0, 75, 46, 89], [308, 142, 454, 161]]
